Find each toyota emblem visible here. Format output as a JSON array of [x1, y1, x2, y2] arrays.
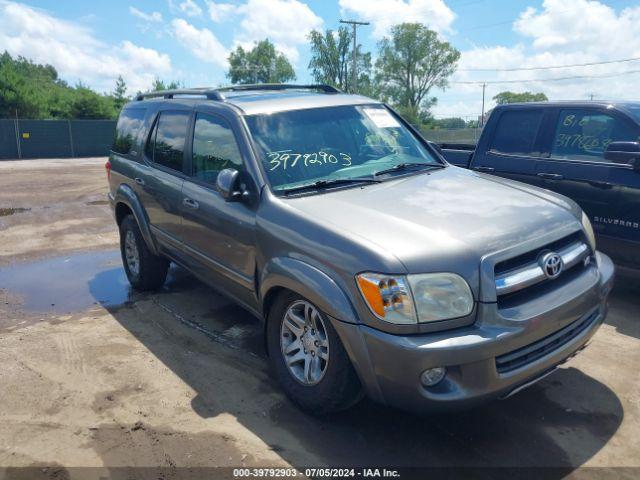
[[540, 252, 564, 279]]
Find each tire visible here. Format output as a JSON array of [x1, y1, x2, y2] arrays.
[[267, 291, 363, 415], [119, 215, 169, 291]]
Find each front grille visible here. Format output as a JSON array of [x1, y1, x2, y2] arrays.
[[495, 309, 598, 374], [494, 232, 591, 303]]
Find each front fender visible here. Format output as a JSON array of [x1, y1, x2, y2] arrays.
[[113, 183, 159, 255], [260, 257, 359, 324]]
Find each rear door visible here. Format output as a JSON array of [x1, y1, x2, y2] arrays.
[[535, 107, 640, 244], [180, 110, 258, 307], [471, 108, 547, 187], [139, 109, 192, 253]]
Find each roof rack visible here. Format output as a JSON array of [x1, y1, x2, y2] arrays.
[[135, 88, 224, 101], [134, 84, 341, 102], [216, 84, 341, 94]]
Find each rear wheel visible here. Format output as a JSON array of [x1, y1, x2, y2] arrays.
[[267, 292, 362, 414], [119, 215, 169, 291]]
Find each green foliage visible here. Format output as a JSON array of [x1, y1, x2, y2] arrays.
[[227, 39, 296, 84], [307, 27, 372, 93], [493, 91, 548, 105], [151, 78, 182, 91], [0, 51, 130, 119], [113, 75, 128, 112], [374, 23, 460, 124]]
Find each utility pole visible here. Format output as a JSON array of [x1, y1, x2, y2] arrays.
[[340, 19, 369, 93], [480, 82, 487, 127]]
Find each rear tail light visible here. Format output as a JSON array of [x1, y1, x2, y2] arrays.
[[105, 160, 111, 180]]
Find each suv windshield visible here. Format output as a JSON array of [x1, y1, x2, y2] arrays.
[[244, 104, 442, 193]]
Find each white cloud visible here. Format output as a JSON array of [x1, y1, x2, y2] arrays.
[[170, 18, 228, 68], [129, 6, 163, 23], [232, 0, 323, 63], [338, 0, 455, 39], [434, 0, 640, 118], [0, 1, 172, 93], [173, 0, 204, 17], [206, 1, 240, 22]]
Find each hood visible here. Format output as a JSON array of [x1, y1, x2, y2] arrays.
[[284, 167, 580, 276]]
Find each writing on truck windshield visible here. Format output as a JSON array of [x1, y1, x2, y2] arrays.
[[244, 104, 441, 192]]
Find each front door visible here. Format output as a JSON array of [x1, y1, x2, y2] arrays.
[[535, 107, 640, 251], [180, 111, 257, 307]]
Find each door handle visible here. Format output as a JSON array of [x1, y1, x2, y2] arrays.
[[182, 198, 199, 209], [134, 177, 145, 186], [537, 173, 564, 180], [474, 166, 495, 172]]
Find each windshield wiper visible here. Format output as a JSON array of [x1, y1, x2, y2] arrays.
[[280, 177, 381, 196], [373, 162, 445, 177]]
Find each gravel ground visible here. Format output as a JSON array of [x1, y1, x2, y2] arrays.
[[0, 158, 638, 479]]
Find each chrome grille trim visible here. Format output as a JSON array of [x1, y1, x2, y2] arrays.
[[495, 241, 589, 296]]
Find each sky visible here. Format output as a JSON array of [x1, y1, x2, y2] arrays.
[[1, 0, 640, 119]]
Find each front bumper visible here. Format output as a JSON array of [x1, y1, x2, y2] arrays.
[[334, 252, 615, 412]]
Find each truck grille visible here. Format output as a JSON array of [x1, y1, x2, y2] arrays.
[[494, 231, 591, 305], [495, 309, 598, 374]]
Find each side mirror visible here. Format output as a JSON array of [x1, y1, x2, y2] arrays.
[[215, 168, 244, 201], [605, 141, 640, 170]]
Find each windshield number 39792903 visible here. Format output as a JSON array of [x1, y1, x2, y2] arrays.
[[268, 150, 352, 171]]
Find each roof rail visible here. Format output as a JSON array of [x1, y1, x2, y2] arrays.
[[135, 88, 224, 102], [216, 84, 342, 94]]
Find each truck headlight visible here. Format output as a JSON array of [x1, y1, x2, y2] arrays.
[[582, 212, 597, 251], [356, 272, 474, 324], [408, 273, 474, 322]]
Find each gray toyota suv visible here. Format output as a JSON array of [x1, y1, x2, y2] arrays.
[[107, 84, 614, 414]]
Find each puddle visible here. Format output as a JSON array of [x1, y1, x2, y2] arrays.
[[0, 250, 131, 313], [0, 207, 31, 217]]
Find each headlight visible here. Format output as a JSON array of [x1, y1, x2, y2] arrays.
[[581, 212, 597, 251], [408, 273, 474, 322], [356, 272, 474, 324]]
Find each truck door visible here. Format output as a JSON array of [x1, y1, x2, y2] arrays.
[[138, 109, 191, 254], [535, 107, 640, 250], [180, 110, 258, 308], [471, 108, 546, 187]]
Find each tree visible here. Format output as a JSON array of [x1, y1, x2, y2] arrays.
[[307, 27, 371, 93], [227, 39, 295, 84], [374, 23, 460, 123], [493, 91, 548, 105], [151, 78, 181, 91], [68, 86, 115, 119], [113, 75, 128, 111]]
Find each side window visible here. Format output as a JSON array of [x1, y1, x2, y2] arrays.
[[191, 113, 243, 183], [146, 111, 190, 172], [112, 108, 146, 155], [489, 110, 543, 156], [552, 109, 638, 162]]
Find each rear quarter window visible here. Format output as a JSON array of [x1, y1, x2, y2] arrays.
[[112, 108, 147, 155], [490, 109, 544, 156]]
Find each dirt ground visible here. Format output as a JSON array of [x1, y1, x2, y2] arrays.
[[0, 158, 639, 479]]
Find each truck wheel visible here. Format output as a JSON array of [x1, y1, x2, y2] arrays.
[[267, 292, 363, 414], [119, 215, 169, 291]]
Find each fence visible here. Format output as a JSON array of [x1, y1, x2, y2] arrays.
[[0, 119, 116, 160], [417, 127, 480, 145]]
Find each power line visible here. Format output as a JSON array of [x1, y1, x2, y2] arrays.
[[460, 56, 640, 72], [451, 68, 640, 85]]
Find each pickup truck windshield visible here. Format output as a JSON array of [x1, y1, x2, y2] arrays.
[[245, 104, 441, 192]]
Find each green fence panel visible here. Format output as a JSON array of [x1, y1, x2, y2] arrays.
[[70, 120, 116, 157], [17, 120, 73, 159], [0, 120, 19, 160]]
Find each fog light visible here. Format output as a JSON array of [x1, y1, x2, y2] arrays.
[[420, 367, 446, 387]]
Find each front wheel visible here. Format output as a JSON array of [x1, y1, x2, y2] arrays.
[[267, 292, 363, 414], [119, 215, 169, 291]]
